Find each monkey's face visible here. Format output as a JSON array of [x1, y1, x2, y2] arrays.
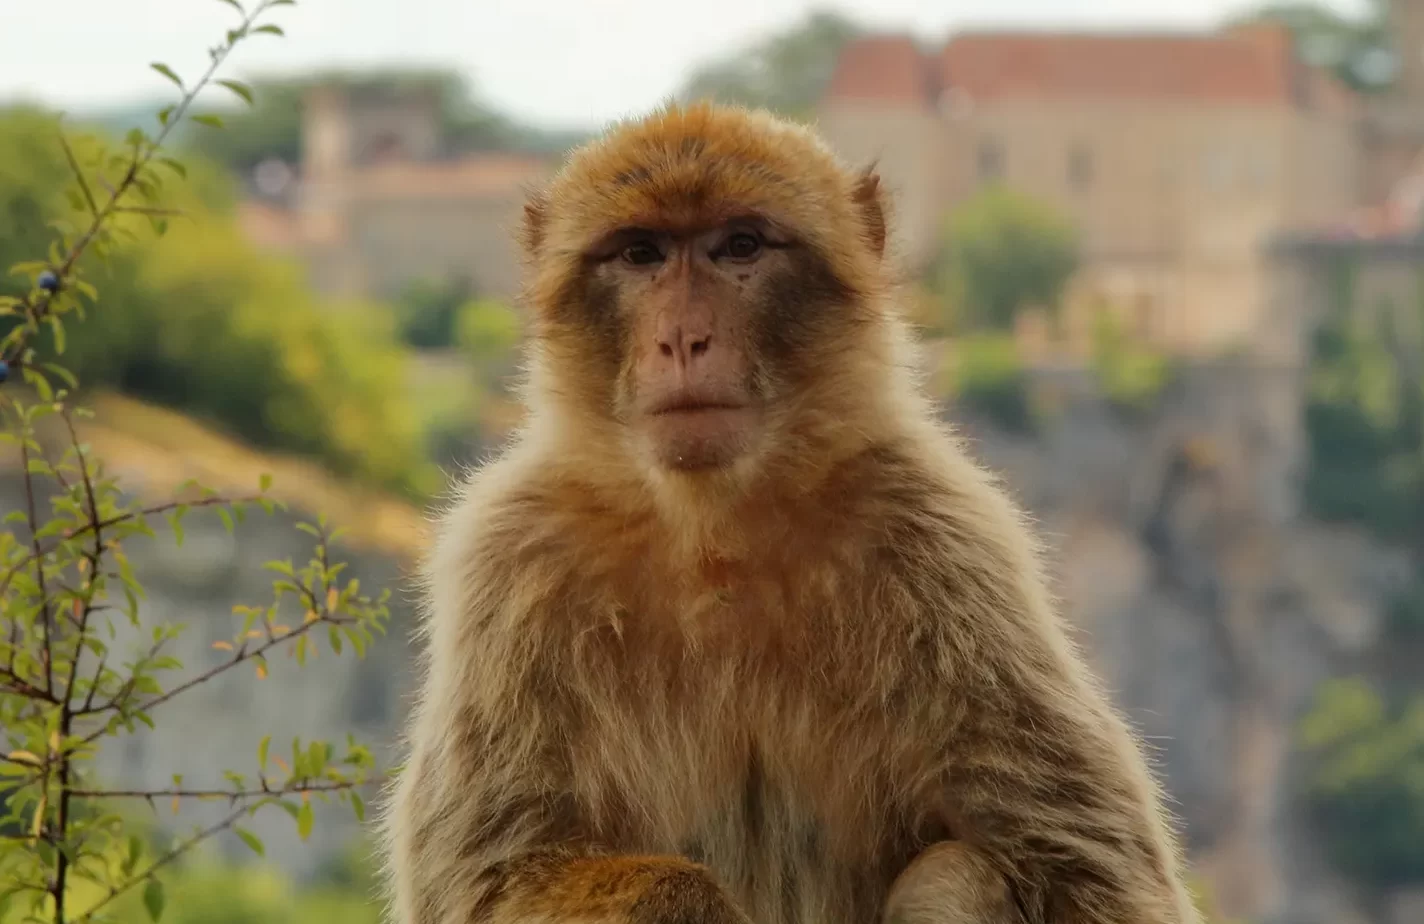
[[584, 216, 822, 472], [522, 104, 888, 478]]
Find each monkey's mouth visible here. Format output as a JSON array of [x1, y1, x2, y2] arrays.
[[639, 391, 757, 471], [645, 392, 749, 417]]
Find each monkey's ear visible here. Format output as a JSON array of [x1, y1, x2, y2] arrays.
[[851, 166, 887, 260], [521, 190, 549, 254]]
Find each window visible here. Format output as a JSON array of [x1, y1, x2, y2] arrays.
[[1068, 146, 1094, 190], [977, 139, 1003, 181]]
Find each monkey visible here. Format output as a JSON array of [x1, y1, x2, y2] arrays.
[[378, 101, 1203, 924]]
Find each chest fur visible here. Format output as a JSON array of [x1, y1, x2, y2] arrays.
[[552, 568, 940, 923]]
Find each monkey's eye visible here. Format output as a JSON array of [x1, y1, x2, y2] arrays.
[[721, 232, 762, 262], [621, 240, 664, 266]]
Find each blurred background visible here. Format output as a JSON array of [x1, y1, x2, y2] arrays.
[[3, 1, 1424, 923]]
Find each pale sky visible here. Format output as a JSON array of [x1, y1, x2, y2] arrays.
[[1, 0, 1367, 131]]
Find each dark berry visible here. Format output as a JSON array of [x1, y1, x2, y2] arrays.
[[0, 361, 9, 385], [37, 271, 59, 293]]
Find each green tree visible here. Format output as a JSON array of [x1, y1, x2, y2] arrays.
[[0, 109, 434, 498], [679, 10, 863, 118], [393, 277, 473, 350], [935, 185, 1079, 333], [1227, 1, 1390, 93], [1298, 678, 1424, 888], [0, 5, 394, 921], [944, 333, 1034, 433], [1089, 306, 1175, 417]]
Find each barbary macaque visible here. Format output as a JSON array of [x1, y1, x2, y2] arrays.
[[379, 102, 1201, 924]]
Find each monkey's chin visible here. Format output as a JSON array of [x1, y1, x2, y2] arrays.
[[641, 408, 756, 473]]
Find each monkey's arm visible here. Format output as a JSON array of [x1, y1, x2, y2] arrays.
[[382, 491, 751, 924], [925, 591, 1200, 924], [885, 463, 1202, 924], [384, 661, 752, 924]]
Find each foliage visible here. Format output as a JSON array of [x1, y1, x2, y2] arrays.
[[934, 186, 1079, 333], [0, 5, 394, 921], [679, 11, 863, 118], [0, 110, 433, 499], [456, 299, 521, 370], [1089, 307, 1175, 417], [1297, 678, 1424, 889], [393, 277, 473, 351], [946, 333, 1034, 433], [1302, 261, 1424, 549], [178, 67, 584, 176], [1228, 1, 1390, 93]]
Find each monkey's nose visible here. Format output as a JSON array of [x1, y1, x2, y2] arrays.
[[655, 327, 712, 368]]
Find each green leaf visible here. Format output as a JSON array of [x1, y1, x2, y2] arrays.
[[296, 800, 314, 841], [218, 507, 234, 534], [157, 105, 176, 126], [157, 157, 187, 179], [218, 79, 255, 105], [258, 735, 270, 770], [47, 315, 65, 355], [350, 791, 365, 822], [216, 0, 244, 9], [235, 826, 264, 857], [190, 114, 224, 129], [143, 878, 166, 922], [259, 472, 273, 492], [150, 63, 184, 89], [253, 23, 285, 35]]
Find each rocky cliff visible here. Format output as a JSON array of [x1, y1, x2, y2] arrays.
[[3, 371, 1415, 922]]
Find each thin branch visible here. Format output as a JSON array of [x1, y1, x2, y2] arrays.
[[77, 611, 353, 734], [18, 438, 55, 696], [69, 803, 251, 924], [0, 494, 261, 600], [54, 410, 103, 923], [0, 665, 59, 703], [1, 0, 280, 367], [69, 780, 367, 801]]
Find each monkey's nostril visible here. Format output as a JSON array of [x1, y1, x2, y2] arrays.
[[690, 338, 710, 358], [659, 342, 675, 358]]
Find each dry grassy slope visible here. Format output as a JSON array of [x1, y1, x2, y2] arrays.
[[3, 391, 430, 563]]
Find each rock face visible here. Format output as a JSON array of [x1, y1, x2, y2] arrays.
[[1, 360, 1410, 920], [958, 363, 1411, 924]]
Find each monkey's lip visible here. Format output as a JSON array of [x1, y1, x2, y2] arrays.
[[644, 393, 750, 416]]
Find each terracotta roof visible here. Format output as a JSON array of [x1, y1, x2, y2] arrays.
[[823, 35, 935, 103], [824, 24, 1354, 110]]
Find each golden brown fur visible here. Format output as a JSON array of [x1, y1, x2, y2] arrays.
[[378, 102, 1202, 924]]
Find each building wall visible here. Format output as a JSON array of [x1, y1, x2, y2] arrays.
[[348, 195, 530, 301], [813, 102, 953, 272], [817, 91, 1364, 359]]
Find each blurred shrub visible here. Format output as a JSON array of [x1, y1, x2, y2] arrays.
[[933, 185, 1078, 333], [1089, 307, 1175, 417], [1302, 286, 1424, 548], [1297, 678, 1424, 889], [394, 276, 473, 350], [457, 298, 522, 369], [0, 107, 434, 496], [947, 333, 1034, 433]]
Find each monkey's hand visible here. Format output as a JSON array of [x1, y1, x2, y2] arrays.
[[881, 842, 1019, 924], [479, 852, 754, 924]]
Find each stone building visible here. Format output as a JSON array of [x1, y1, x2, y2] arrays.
[[815, 21, 1362, 360], [238, 83, 553, 303]]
